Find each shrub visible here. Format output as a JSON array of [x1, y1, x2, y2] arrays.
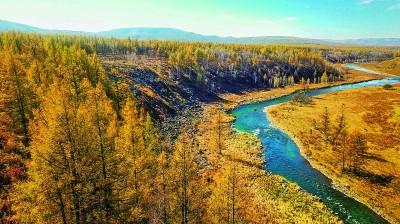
[[383, 84, 394, 90], [291, 93, 313, 105]]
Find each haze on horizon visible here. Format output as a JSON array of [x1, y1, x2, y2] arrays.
[[0, 0, 399, 40]]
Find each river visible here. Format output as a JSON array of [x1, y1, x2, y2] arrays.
[[231, 64, 399, 224]]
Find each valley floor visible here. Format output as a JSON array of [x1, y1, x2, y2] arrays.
[[268, 84, 400, 223], [193, 103, 343, 223], [186, 68, 386, 223]]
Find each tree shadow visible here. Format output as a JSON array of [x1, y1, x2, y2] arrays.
[[352, 169, 394, 186]]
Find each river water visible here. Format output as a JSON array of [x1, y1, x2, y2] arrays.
[[232, 65, 399, 224]]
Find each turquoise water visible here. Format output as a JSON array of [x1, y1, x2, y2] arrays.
[[232, 65, 399, 224], [346, 64, 382, 75]]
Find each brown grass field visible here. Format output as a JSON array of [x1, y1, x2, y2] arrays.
[[357, 58, 400, 76], [268, 84, 400, 223]]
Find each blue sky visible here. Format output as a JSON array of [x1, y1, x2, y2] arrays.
[[0, 0, 399, 39]]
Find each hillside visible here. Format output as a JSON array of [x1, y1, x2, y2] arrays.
[[0, 30, 347, 224], [1, 19, 400, 46], [357, 57, 400, 76], [0, 20, 42, 32], [82, 36, 393, 121]]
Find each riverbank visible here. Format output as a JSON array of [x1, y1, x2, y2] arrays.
[[194, 104, 343, 223], [220, 67, 384, 109], [193, 67, 387, 223], [356, 59, 400, 76], [267, 85, 400, 224]]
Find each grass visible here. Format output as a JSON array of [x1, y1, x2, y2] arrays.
[[189, 67, 385, 223], [357, 57, 400, 76], [220, 67, 384, 110], [194, 105, 342, 223], [268, 84, 400, 224]]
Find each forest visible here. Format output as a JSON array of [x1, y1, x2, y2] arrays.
[[0, 32, 399, 223]]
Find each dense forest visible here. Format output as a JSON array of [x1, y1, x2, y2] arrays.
[[54, 34, 397, 119], [66, 35, 396, 92], [0, 32, 398, 223]]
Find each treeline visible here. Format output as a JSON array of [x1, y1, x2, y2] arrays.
[[83, 37, 396, 92], [90, 37, 347, 92], [3, 32, 396, 95], [314, 47, 395, 63], [3, 32, 396, 97]]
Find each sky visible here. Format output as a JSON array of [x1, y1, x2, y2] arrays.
[[0, 0, 399, 39]]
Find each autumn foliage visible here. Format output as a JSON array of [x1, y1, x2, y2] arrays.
[[2, 31, 392, 223]]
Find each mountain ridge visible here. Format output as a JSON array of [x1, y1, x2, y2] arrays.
[[1, 19, 399, 46]]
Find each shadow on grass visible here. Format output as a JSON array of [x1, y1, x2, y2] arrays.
[[350, 169, 394, 186], [363, 153, 389, 163]]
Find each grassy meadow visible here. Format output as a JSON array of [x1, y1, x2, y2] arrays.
[[268, 84, 400, 223], [357, 58, 400, 76]]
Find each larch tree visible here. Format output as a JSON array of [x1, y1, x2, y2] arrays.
[[312, 107, 332, 145], [321, 71, 329, 84], [116, 96, 157, 223], [300, 77, 309, 96], [0, 50, 33, 146], [152, 148, 172, 224], [209, 161, 246, 224], [320, 107, 331, 144], [14, 79, 99, 223], [348, 131, 367, 172], [332, 105, 349, 171], [169, 133, 206, 224], [12, 44, 123, 223], [212, 108, 227, 155], [85, 82, 120, 221], [337, 130, 350, 171], [332, 104, 347, 144]]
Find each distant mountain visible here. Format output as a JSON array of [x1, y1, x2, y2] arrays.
[[220, 36, 334, 45], [96, 28, 333, 45], [0, 20, 43, 32], [1, 19, 399, 46], [98, 27, 221, 42], [0, 20, 91, 36], [331, 38, 400, 47]]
